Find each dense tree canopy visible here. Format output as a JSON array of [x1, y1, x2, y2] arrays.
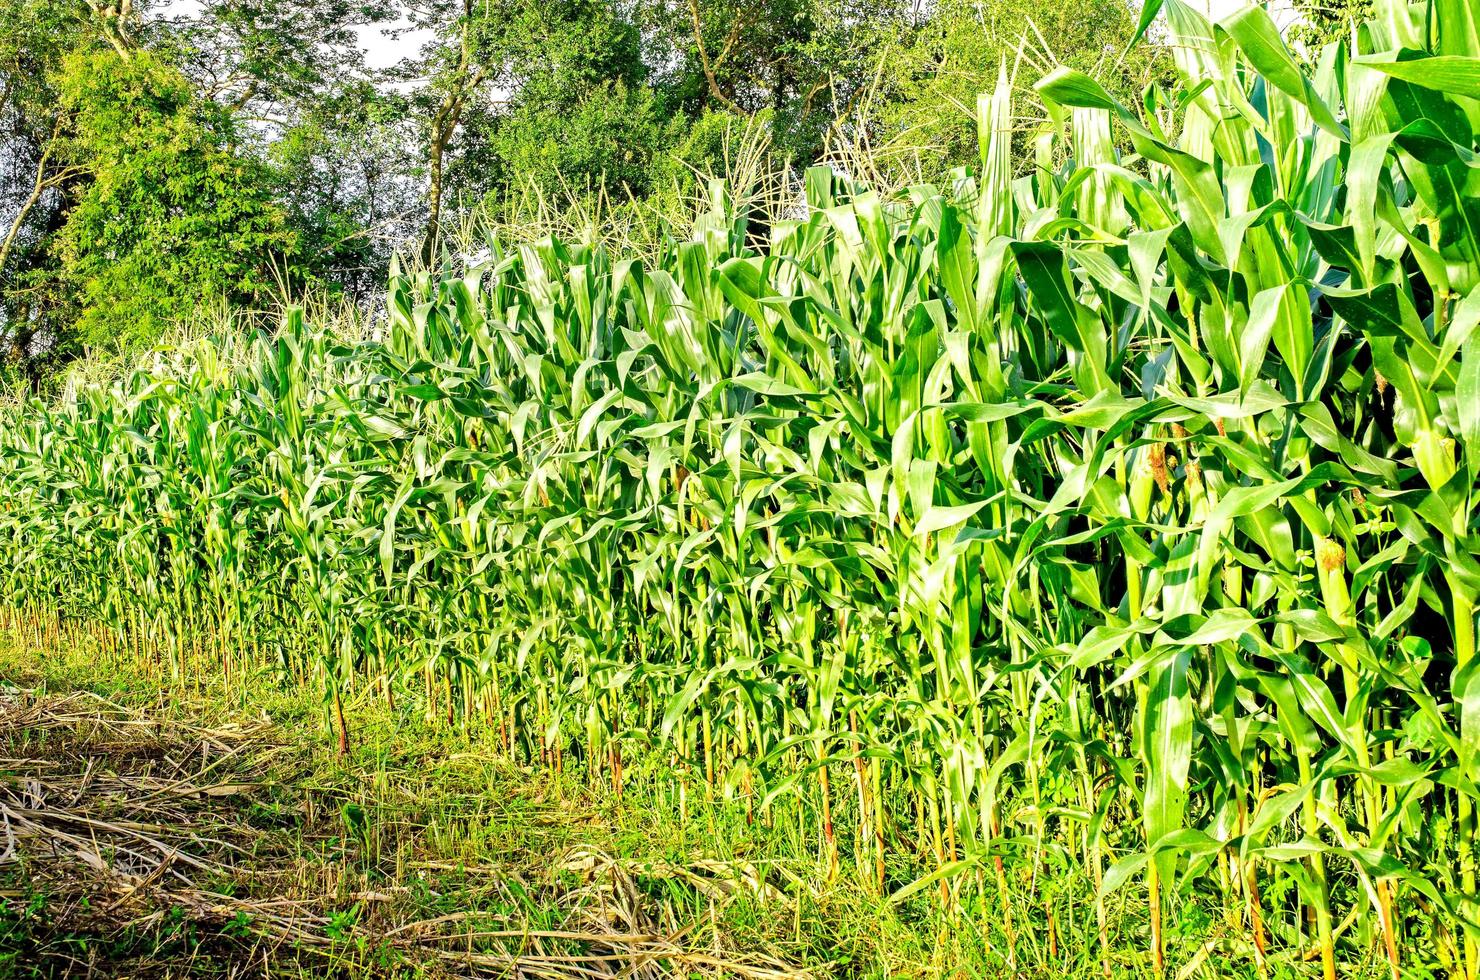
[[855, 0, 1162, 180], [50, 48, 300, 353], [1289, 0, 1372, 51], [0, 0, 1161, 376], [0, 0, 389, 373]]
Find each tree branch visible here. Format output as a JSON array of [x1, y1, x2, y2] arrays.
[[687, 0, 746, 114], [229, 80, 261, 113], [0, 121, 68, 279], [85, 1, 136, 59]]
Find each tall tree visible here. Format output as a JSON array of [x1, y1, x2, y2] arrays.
[[482, 0, 676, 203], [154, 0, 392, 115], [156, 0, 408, 295], [394, 0, 511, 260], [1, 0, 401, 366], [47, 47, 301, 353], [641, 0, 906, 159], [396, 0, 667, 258], [270, 81, 422, 303], [852, 0, 1163, 181], [0, 0, 99, 362]]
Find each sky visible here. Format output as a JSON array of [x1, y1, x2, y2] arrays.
[[352, 19, 431, 72]]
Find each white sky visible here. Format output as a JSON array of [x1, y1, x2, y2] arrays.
[[353, 20, 433, 72]]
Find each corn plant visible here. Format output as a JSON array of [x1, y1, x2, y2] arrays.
[[2, 0, 1478, 974]]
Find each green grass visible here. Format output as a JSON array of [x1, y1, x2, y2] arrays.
[[0, 629, 945, 978], [1, 628, 1405, 980]]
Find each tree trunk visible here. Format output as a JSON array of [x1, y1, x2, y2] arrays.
[[0, 120, 67, 280], [421, 131, 448, 263]]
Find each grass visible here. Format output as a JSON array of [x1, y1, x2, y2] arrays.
[[0, 626, 936, 978], [0, 626, 1415, 979]]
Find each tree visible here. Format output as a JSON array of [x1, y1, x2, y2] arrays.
[[153, 0, 393, 115], [1, 0, 401, 366], [155, 0, 407, 296], [396, 0, 679, 258], [482, 0, 676, 204], [1289, 0, 1372, 52], [412, 0, 914, 236], [270, 82, 422, 303], [640, 0, 906, 160], [393, 0, 513, 260], [852, 0, 1162, 182], [45, 48, 301, 353], [0, 0, 99, 363]]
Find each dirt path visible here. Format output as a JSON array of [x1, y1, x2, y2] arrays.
[[0, 684, 804, 979]]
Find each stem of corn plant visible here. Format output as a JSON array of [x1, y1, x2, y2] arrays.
[[1456, 588, 1477, 980]]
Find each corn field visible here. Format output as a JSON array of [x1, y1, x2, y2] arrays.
[[3, 0, 1479, 974]]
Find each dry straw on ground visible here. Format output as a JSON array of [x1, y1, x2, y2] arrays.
[[0, 685, 806, 979]]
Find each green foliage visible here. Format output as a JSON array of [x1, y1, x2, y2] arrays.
[[4, 6, 1478, 977], [416, 0, 694, 228], [1290, 0, 1374, 51], [856, 0, 1164, 179], [0, 0, 101, 366], [0, 0, 89, 149], [645, 0, 903, 158], [269, 81, 422, 304], [46, 49, 300, 352], [491, 83, 676, 201], [0, 0, 395, 365]]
